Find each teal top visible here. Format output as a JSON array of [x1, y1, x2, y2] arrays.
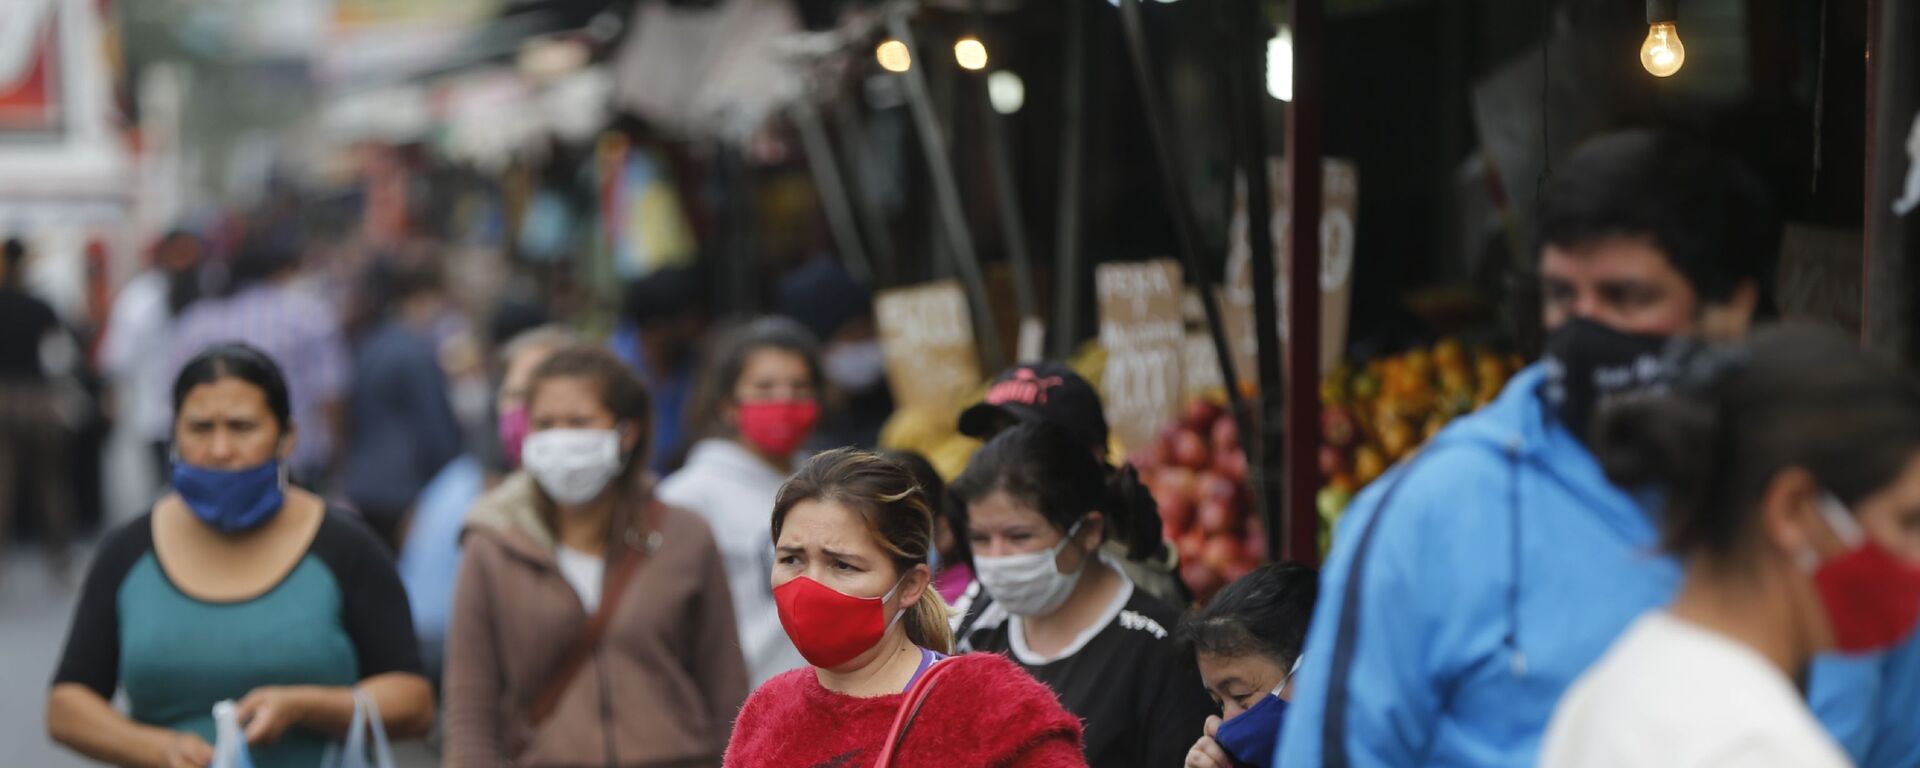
[[54, 512, 422, 768]]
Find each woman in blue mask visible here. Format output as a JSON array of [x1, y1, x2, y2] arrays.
[[1180, 562, 1319, 768], [46, 343, 434, 768]]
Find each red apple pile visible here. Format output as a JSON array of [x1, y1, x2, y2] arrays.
[[1128, 398, 1264, 603]]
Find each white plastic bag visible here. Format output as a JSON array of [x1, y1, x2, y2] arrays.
[[321, 689, 396, 768], [210, 700, 255, 768]]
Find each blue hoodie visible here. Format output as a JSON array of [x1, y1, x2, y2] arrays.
[[1277, 364, 1919, 767]]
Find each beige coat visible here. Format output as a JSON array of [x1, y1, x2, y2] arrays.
[[444, 473, 749, 767]]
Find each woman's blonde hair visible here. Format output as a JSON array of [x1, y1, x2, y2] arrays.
[[771, 448, 953, 653]]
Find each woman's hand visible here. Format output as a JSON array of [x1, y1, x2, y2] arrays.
[[1184, 715, 1233, 768], [236, 685, 312, 746], [158, 731, 214, 768]]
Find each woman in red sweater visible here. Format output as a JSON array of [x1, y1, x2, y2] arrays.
[[726, 448, 1085, 767]]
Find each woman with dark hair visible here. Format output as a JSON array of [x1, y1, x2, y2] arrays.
[[1179, 563, 1318, 768], [445, 346, 746, 767], [46, 343, 433, 768], [726, 448, 1084, 766], [1541, 325, 1920, 767], [659, 317, 825, 685], [952, 421, 1214, 768]]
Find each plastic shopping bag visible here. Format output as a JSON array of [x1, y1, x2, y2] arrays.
[[210, 700, 255, 768], [320, 689, 396, 768]]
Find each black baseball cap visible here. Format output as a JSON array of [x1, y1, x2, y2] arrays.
[[958, 361, 1110, 451]]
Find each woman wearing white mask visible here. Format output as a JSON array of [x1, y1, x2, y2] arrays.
[[660, 317, 825, 686], [953, 422, 1214, 767], [444, 347, 747, 767]]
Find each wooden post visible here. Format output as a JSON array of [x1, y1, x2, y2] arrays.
[[1284, 0, 1325, 564]]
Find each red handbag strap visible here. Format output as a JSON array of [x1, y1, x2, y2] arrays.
[[874, 658, 960, 768]]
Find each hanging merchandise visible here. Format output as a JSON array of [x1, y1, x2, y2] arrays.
[[517, 190, 576, 265], [603, 149, 697, 280]]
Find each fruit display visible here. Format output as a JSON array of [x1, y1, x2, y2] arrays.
[[1315, 338, 1525, 554], [1129, 397, 1263, 604]]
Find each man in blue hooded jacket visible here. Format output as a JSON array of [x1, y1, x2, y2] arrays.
[[1278, 131, 1920, 767]]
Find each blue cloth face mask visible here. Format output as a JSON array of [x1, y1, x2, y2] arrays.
[[172, 459, 287, 533], [1214, 658, 1301, 767]]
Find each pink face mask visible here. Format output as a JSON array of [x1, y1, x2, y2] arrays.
[[498, 405, 530, 469], [737, 400, 821, 459]]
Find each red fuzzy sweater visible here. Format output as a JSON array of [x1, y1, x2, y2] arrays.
[[725, 652, 1086, 767]]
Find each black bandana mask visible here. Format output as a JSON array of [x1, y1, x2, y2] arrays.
[[1541, 317, 1673, 443]]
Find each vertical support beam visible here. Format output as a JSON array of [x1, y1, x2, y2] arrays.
[[1226, 0, 1289, 566], [890, 13, 1006, 370], [972, 1, 1039, 358], [791, 99, 874, 284], [1117, 0, 1256, 505], [1865, 0, 1919, 361], [1052, 0, 1088, 360], [1284, 0, 1325, 564], [830, 96, 899, 285]]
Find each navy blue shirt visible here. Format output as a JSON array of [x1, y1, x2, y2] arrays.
[[344, 322, 463, 514]]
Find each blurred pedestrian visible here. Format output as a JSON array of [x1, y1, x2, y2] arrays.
[[1178, 562, 1318, 768], [778, 259, 892, 451], [951, 422, 1213, 768], [958, 362, 1189, 609], [884, 449, 972, 603], [100, 230, 206, 484], [0, 237, 74, 575], [171, 225, 350, 487], [1541, 326, 1920, 768], [46, 343, 433, 768], [444, 347, 745, 767], [725, 448, 1085, 766], [611, 265, 709, 474], [396, 325, 579, 687], [343, 260, 463, 552], [659, 317, 823, 686]]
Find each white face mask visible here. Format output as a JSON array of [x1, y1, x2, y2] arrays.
[[824, 340, 887, 392], [523, 428, 624, 505], [975, 521, 1088, 617]]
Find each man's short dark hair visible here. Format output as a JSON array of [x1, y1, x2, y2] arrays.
[[1537, 130, 1779, 308]]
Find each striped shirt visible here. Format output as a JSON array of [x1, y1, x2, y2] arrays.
[[170, 282, 351, 476]]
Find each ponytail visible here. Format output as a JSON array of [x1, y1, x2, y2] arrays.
[[905, 584, 954, 654], [1105, 463, 1165, 561]]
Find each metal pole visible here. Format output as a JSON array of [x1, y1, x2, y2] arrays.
[[1224, 0, 1289, 566], [1052, 0, 1088, 360], [1284, 0, 1325, 565], [830, 95, 900, 285], [889, 13, 1006, 369], [1115, 0, 1254, 457], [972, 1, 1040, 358], [792, 100, 874, 285]]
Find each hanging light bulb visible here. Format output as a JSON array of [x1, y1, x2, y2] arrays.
[[1640, 1, 1685, 77], [988, 71, 1025, 114], [954, 36, 989, 71], [876, 39, 912, 73], [1267, 26, 1294, 102]]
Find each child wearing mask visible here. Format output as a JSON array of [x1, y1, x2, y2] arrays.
[[659, 317, 826, 686]]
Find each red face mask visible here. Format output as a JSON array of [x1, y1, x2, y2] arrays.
[[774, 575, 904, 669], [1808, 496, 1920, 654], [737, 400, 821, 458]]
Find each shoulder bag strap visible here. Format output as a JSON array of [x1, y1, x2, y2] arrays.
[[527, 500, 660, 726], [874, 658, 961, 768]]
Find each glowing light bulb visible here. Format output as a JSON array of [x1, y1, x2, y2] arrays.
[[877, 39, 912, 73], [1640, 22, 1685, 77], [988, 71, 1024, 114], [954, 36, 988, 71], [1267, 26, 1294, 101]]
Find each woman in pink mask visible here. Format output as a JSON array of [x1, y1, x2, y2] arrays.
[[660, 317, 827, 686], [726, 449, 1083, 766], [1542, 324, 1920, 768]]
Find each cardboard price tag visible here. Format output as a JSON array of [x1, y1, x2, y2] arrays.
[[1097, 259, 1185, 453], [1225, 157, 1360, 384], [875, 280, 983, 411]]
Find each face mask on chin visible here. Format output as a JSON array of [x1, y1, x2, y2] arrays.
[[1541, 317, 1674, 444]]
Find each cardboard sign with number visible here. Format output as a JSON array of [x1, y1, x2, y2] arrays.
[[1097, 259, 1185, 453], [1225, 157, 1360, 383], [875, 280, 983, 411]]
